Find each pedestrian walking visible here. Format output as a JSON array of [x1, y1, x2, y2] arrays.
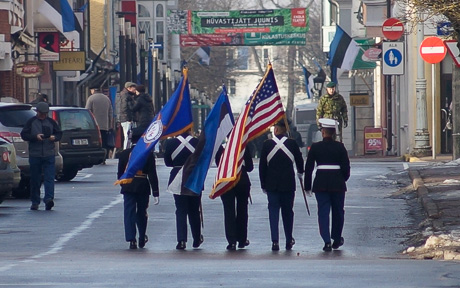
[[316, 81, 348, 141], [304, 118, 350, 252], [116, 82, 137, 149], [132, 84, 154, 130], [259, 119, 304, 251], [164, 129, 203, 250], [117, 127, 159, 249], [20, 102, 62, 210], [86, 86, 113, 163], [216, 145, 253, 251]]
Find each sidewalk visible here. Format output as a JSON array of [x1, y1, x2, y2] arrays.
[[404, 154, 460, 260]]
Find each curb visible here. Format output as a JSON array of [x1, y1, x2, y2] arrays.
[[408, 169, 440, 220]]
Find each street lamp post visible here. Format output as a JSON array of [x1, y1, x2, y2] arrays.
[[139, 31, 146, 85], [117, 14, 126, 86], [131, 25, 137, 84], [125, 20, 132, 82]]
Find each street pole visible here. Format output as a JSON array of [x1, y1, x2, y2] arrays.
[[118, 14, 126, 86], [125, 21, 132, 82], [131, 25, 137, 84], [139, 31, 146, 86], [412, 16, 431, 157]]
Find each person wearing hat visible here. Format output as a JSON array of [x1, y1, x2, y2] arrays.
[[259, 118, 304, 251], [20, 102, 62, 210], [116, 82, 137, 149], [164, 128, 203, 250], [304, 118, 350, 252], [86, 86, 113, 163], [316, 81, 348, 142], [117, 127, 159, 249]]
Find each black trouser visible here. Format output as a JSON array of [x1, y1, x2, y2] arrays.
[[123, 192, 150, 242], [220, 186, 249, 245], [173, 194, 201, 243]]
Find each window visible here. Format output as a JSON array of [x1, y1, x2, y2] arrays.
[[228, 79, 236, 95], [156, 4, 164, 18]]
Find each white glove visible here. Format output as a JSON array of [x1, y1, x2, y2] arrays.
[[305, 190, 312, 197], [153, 196, 159, 205], [297, 173, 303, 181], [262, 189, 267, 195]]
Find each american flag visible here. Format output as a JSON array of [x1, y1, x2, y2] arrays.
[[210, 64, 285, 199]]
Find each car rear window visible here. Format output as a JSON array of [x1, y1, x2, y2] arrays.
[[56, 110, 97, 131], [0, 109, 35, 127]]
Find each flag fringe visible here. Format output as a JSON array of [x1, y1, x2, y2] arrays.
[[114, 178, 133, 185]]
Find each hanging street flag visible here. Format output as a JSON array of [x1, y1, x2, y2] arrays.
[[38, 0, 83, 34], [210, 64, 285, 199], [196, 47, 211, 65], [115, 67, 193, 185], [168, 86, 235, 195], [299, 63, 314, 99], [327, 25, 360, 71]]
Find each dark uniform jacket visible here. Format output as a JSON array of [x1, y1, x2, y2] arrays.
[[304, 137, 350, 192], [163, 133, 199, 185], [216, 145, 254, 191], [259, 134, 304, 192], [117, 146, 159, 196], [21, 116, 62, 158]]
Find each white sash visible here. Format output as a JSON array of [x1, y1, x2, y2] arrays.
[[171, 135, 195, 161], [267, 136, 294, 164]]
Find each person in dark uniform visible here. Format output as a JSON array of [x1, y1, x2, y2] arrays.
[[304, 118, 350, 252], [216, 145, 253, 251], [164, 129, 203, 250], [117, 127, 159, 249], [259, 119, 304, 251]]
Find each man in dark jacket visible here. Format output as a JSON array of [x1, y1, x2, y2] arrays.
[[117, 127, 159, 249], [164, 130, 202, 250], [304, 118, 350, 252], [21, 102, 62, 210], [259, 119, 304, 251], [132, 84, 154, 130], [216, 145, 253, 251], [116, 82, 136, 149]]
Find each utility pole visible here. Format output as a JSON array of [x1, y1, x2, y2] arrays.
[[412, 16, 431, 157]]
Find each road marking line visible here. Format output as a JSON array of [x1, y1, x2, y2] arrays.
[[403, 163, 409, 170], [0, 195, 123, 272]]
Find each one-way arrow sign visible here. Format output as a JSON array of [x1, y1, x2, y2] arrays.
[[445, 40, 460, 67]]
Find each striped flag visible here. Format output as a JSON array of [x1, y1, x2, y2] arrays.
[[169, 86, 234, 195], [38, 0, 83, 34], [210, 64, 285, 199], [327, 25, 360, 71], [299, 63, 314, 99], [196, 47, 211, 65], [115, 67, 193, 185]]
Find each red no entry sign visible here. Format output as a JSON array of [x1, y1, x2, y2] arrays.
[[382, 18, 404, 40], [420, 37, 447, 64]]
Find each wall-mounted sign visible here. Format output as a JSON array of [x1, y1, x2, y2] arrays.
[[38, 32, 60, 61], [52, 51, 85, 71], [15, 61, 45, 78], [350, 93, 370, 106]]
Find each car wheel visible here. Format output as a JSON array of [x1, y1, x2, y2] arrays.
[[12, 177, 30, 199], [55, 168, 79, 182]]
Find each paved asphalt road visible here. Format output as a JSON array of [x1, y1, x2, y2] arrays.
[[0, 159, 459, 287]]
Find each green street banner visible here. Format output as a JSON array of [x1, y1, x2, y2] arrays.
[[179, 32, 306, 46], [168, 8, 309, 35]]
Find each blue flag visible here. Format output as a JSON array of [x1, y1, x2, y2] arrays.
[[168, 86, 234, 195], [299, 63, 314, 99], [116, 68, 193, 184]]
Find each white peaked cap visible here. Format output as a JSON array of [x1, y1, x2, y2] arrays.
[[318, 118, 338, 129]]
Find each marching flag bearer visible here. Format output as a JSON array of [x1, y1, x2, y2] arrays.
[[304, 118, 350, 252], [259, 119, 304, 251], [164, 129, 203, 250]]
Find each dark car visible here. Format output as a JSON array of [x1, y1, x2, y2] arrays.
[[49, 106, 106, 181], [0, 102, 63, 198], [0, 136, 21, 204]]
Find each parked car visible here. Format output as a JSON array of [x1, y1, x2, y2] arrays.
[[0, 102, 63, 198], [0, 136, 21, 204], [49, 106, 106, 181]]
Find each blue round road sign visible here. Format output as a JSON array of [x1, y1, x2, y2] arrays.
[[384, 49, 402, 67]]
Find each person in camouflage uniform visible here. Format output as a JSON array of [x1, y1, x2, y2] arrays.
[[316, 82, 348, 141]]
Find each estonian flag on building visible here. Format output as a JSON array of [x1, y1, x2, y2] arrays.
[[327, 25, 360, 71], [196, 47, 211, 65], [38, 0, 83, 34]]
